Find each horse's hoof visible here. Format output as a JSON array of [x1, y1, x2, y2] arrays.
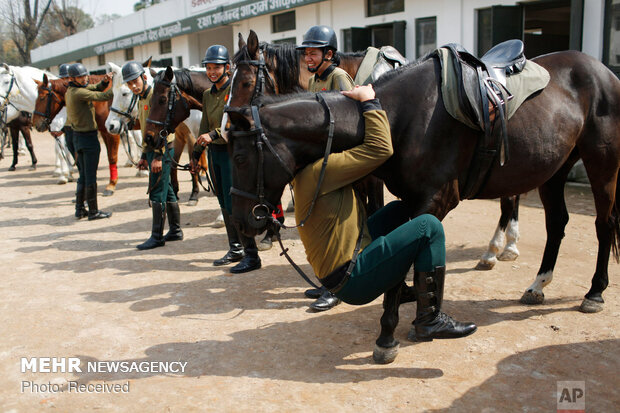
[[498, 249, 519, 261], [103, 184, 115, 197], [520, 289, 544, 305], [475, 260, 495, 271], [123, 160, 134, 167], [373, 343, 399, 364], [579, 298, 604, 313], [187, 198, 198, 207], [57, 176, 68, 185], [29, 165, 36, 171], [8, 165, 16, 171], [52, 168, 61, 177], [135, 169, 148, 178], [213, 214, 225, 228]]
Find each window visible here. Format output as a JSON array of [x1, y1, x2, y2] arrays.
[[98, 54, 105, 66], [273, 37, 296, 45], [272, 10, 295, 33], [367, 0, 404, 17], [160, 39, 172, 54], [177, 56, 183, 68], [477, 8, 493, 56], [415, 17, 436, 58], [125, 48, 134, 61], [605, 0, 620, 69]]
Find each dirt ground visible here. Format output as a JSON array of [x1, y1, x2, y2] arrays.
[[0, 132, 618, 412]]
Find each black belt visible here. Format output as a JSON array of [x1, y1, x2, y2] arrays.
[[320, 260, 351, 293]]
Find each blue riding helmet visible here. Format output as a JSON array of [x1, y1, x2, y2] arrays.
[[68, 63, 88, 77], [202, 45, 230, 65]]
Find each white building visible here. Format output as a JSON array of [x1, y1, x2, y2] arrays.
[[30, 0, 620, 77]]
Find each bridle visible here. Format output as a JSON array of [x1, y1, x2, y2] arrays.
[[0, 72, 16, 111], [229, 45, 276, 108], [33, 83, 63, 129], [110, 92, 139, 131]]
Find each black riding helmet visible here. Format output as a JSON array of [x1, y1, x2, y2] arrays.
[[296, 25, 338, 51], [121, 61, 145, 83], [202, 45, 230, 65], [58, 64, 70, 78], [68, 63, 88, 77]]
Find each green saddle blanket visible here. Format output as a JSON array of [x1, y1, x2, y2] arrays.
[[437, 47, 550, 130]]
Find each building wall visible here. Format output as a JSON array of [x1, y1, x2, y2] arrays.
[[39, 0, 608, 76]]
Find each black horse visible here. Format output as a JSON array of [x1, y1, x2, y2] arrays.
[[229, 30, 521, 269], [226, 50, 620, 362]]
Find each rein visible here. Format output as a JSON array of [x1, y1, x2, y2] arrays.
[[145, 77, 188, 141], [0, 73, 16, 111]]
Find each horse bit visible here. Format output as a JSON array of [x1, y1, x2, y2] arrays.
[[110, 93, 139, 131]]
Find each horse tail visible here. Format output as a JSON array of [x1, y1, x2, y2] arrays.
[[612, 173, 620, 263]]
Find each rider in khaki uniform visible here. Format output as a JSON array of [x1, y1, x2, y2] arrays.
[[294, 84, 477, 342], [296, 25, 355, 311], [122, 61, 183, 250], [192, 45, 261, 274], [65, 63, 113, 220]]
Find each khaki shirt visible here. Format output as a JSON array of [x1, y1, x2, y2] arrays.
[[292, 109, 393, 278], [66, 80, 113, 132], [138, 87, 174, 154], [308, 66, 354, 93], [198, 80, 230, 147]]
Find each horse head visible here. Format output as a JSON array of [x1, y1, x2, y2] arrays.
[[32, 76, 66, 132], [144, 66, 202, 145], [228, 92, 358, 236]]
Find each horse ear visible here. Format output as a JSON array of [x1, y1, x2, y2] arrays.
[[1, 63, 9, 72], [143, 56, 152, 68], [33, 78, 43, 87], [247, 30, 259, 59], [164, 66, 174, 82], [238, 33, 246, 50], [227, 109, 252, 131], [42, 73, 48, 85], [149, 68, 157, 77]]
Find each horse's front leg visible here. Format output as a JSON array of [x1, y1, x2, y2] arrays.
[[373, 283, 402, 364], [100, 130, 120, 196]]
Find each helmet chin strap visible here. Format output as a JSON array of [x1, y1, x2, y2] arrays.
[[307, 49, 333, 74]]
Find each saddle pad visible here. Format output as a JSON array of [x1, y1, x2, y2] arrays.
[[354, 47, 381, 86], [438, 47, 550, 129]]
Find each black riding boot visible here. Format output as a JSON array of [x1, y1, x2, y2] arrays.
[[230, 234, 262, 273], [75, 184, 88, 219], [8, 147, 17, 171], [214, 211, 245, 266], [409, 266, 477, 341], [163, 202, 183, 242], [86, 184, 112, 220], [137, 202, 166, 250], [309, 286, 341, 311]]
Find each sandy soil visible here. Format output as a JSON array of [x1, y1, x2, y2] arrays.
[[0, 132, 618, 412]]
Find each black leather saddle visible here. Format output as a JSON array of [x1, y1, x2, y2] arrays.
[[441, 39, 526, 199]]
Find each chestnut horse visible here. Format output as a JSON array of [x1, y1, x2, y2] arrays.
[[31, 75, 121, 196], [226, 51, 620, 363], [228, 30, 520, 269]]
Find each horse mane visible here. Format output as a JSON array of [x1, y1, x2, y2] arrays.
[[154, 68, 204, 100], [233, 42, 305, 93], [49, 78, 69, 94]]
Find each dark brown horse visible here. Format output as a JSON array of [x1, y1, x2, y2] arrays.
[[2, 111, 37, 170], [143, 67, 208, 154], [31, 75, 121, 196], [229, 30, 520, 268], [226, 50, 620, 363]]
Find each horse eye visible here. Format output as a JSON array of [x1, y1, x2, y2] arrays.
[[122, 92, 128, 97], [234, 154, 247, 165], [243, 81, 252, 88]]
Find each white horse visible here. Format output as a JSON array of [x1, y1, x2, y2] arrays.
[[0, 64, 73, 183]]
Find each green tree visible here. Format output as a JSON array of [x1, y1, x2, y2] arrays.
[[38, 1, 94, 45]]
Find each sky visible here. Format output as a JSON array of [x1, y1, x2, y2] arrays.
[[79, 0, 136, 21]]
